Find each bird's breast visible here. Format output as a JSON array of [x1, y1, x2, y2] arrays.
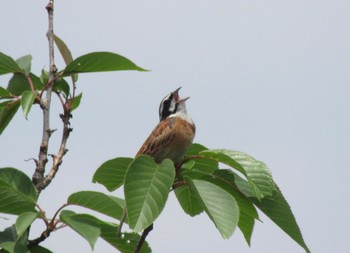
[[161, 117, 195, 163]]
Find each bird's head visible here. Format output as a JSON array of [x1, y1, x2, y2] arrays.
[[158, 87, 190, 121]]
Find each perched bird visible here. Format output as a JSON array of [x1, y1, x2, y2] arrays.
[[136, 87, 196, 164]]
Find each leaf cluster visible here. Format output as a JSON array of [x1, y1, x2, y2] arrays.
[[0, 144, 310, 253], [0, 47, 146, 135]]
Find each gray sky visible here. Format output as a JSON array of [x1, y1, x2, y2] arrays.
[[1, 0, 349, 252]]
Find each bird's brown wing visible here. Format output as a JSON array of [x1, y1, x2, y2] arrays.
[[136, 117, 176, 158]]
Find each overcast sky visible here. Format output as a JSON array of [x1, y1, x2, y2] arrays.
[[1, 0, 349, 252]]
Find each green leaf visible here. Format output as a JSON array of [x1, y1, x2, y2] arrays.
[[0, 101, 11, 110], [0, 87, 12, 99], [63, 215, 150, 252], [0, 167, 38, 215], [21, 91, 37, 119], [53, 34, 78, 83], [15, 55, 32, 75], [0, 225, 17, 243], [53, 78, 70, 97], [0, 52, 22, 75], [40, 69, 49, 85], [67, 191, 125, 220], [50, 212, 150, 253], [232, 173, 256, 198], [174, 179, 204, 216], [181, 144, 219, 175], [178, 164, 258, 244], [7, 73, 43, 96], [183, 143, 218, 174], [175, 147, 218, 217], [0, 225, 29, 253], [192, 179, 239, 239], [93, 157, 133, 191], [29, 246, 54, 253], [99, 222, 151, 253], [68, 93, 82, 112], [59, 210, 100, 250], [63, 52, 147, 75], [210, 170, 259, 245], [53, 35, 73, 65], [124, 156, 175, 232], [191, 156, 218, 174], [185, 143, 209, 156], [253, 186, 311, 253], [15, 212, 39, 238], [201, 149, 274, 199], [0, 100, 20, 135], [0, 241, 29, 253]]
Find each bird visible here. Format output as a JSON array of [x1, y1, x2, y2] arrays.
[[136, 87, 196, 165]]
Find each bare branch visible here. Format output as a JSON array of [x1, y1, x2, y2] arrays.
[[32, 0, 56, 194], [27, 226, 54, 249], [40, 110, 72, 190]]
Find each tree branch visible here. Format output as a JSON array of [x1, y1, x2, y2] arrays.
[[27, 226, 54, 249], [40, 110, 72, 190], [134, 224, 153, 253], [32, 0, 56, 194], [28, 203, 69, 248]]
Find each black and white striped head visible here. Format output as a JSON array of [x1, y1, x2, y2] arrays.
[[159, 87, 189, 121]]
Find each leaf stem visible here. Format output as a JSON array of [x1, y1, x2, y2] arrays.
[[52, 203, 69, 221], [26, 75, 35, 92], [183, 154, 208, 163], [116, 208, 127, 238]]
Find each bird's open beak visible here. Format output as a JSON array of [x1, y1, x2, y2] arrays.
[[173, 87, 182, 102], [173, 87, 190, 102], [179, 96, 190, 103]]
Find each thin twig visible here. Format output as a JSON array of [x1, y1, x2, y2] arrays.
[[182, 154, 207, 164], [117, 208, 127, 238], [134, 224, 153, 253], [39, 75, 60, 98], [32, 0, 56, 194], [5, 97, 20, 107], [35, 204, 49, 226], [51, 203, 69, 221], [172, 179, 187, 190], [54, 222, 67, 230], [25, 158, 39, 166], [55, 92, 65, 108], [28, 203, 69, 249]]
